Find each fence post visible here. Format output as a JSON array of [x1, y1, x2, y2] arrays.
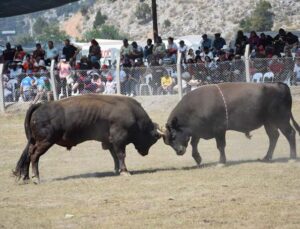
[[176, 52, 182, 100], [116, 54, 121, 95], [244, 44, 250, 82], [0, 64, 4, 113], [50, 59, 58, 101]]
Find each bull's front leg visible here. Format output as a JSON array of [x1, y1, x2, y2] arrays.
[[114, 146, 130, 176], [190, 136, 202, 166]]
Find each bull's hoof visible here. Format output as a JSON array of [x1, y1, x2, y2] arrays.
[[216, 163, 226, 168], [288, 159, 297, 163], [120, 171, 131, 176], [32, 176, 40, 184], [259, 157, 272, 162]]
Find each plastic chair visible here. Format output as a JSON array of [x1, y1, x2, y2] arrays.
[[139, 73, 153, 95], [263, 72, 274, 83], [251, 72, 263, 83]]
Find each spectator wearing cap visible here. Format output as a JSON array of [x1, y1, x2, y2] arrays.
[[144, 38, 154, 63], [45, 41, 59, 66], [62, 39, 79, 66], [235, 30, 248, 56], [212, 33, 226, 55], [88, 39, 102, 63], [166, 37, 178, 64], [33, 43, 45, 60], [200, 34, 212, 51]]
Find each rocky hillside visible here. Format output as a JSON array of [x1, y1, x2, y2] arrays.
[[1, 0, 300, 43]]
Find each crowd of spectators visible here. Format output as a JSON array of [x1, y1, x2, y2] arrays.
[[1, 28, 300, 103]]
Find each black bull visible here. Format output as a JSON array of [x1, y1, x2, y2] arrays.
[[14, 94, 161, 183], [162, 82, 300, 165]]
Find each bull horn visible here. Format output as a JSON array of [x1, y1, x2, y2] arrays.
[[157, 126, 166, 136]]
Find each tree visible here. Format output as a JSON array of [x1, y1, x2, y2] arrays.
[[36, 24, 68, 43], [93, 10, 108, 28], [84, 25, 128, 41], [239, 0, 274, 32], [33, 17, 49, 35]]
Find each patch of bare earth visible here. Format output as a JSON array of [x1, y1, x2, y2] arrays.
[[0, 90, 300, 228], [61, 12, 83, 40]]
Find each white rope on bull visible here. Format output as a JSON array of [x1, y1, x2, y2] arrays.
[[215, 84, 229, 130]]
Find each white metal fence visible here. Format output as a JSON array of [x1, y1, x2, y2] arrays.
[[0, 47, 299, 113]]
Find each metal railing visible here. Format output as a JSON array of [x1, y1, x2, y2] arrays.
[[0, 46, 299, 113]]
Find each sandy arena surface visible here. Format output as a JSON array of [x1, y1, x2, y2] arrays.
[[0, 87, 300, 228]]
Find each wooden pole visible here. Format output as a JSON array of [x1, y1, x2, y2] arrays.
[[152, 0, 158, 42]]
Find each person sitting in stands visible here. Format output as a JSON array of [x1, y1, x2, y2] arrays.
[[129, 41, 143, 63], [144, 38, 154, 63], [152, 36, 166, 65], [33, 43, 45, 60], [158, 73, 173, 95], [103, 74, 116, 94], [20, 70, 35, 102], [14, 45, 26, 62], [88, 39, 102, 63], [45, 40, 59, 66], [166, 37, 178, 64]]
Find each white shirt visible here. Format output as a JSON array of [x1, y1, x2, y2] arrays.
[[294, 63, 300, 80]]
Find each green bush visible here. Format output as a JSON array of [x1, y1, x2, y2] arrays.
[[84, 25, 128, 41], [239, 0, 274, 32], [163, 19, 171, 28], [93, 10, 108, 28]]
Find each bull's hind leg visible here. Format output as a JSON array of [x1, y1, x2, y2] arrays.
[[278, 122, 296, 160], [30, 141, 53, 184], [215, 132, 226, 165], [109, 146, 120, 174], [190, 136, 202, 166], [263, 123, 279, 161]]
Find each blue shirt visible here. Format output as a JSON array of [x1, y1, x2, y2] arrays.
[[21, 76, 33, 91]]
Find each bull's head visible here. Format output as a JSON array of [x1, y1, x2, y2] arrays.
[[133, 122, 162, 156], [160, 117, 190, 155]]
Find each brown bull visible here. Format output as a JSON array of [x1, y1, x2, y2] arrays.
[[14, 94, 161, 183]]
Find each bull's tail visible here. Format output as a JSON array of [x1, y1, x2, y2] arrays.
[[291, 113, 300, 136], [24, 103, 41, 140], [13, 104, 41, 179], [13, 141, 31, 179]]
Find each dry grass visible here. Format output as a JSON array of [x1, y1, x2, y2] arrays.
[[0, 93, 300, 228]]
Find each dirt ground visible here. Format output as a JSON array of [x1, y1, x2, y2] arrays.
[[0, 88, 300, 228]]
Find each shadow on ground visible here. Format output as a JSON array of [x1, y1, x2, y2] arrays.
[[52, 157, 299, 182]]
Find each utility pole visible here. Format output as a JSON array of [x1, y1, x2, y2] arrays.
[[152, 0, 158, 42]]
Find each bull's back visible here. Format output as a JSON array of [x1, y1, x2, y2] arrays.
[[169, 83, 292, 135], [30, 95, 141, 144]]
